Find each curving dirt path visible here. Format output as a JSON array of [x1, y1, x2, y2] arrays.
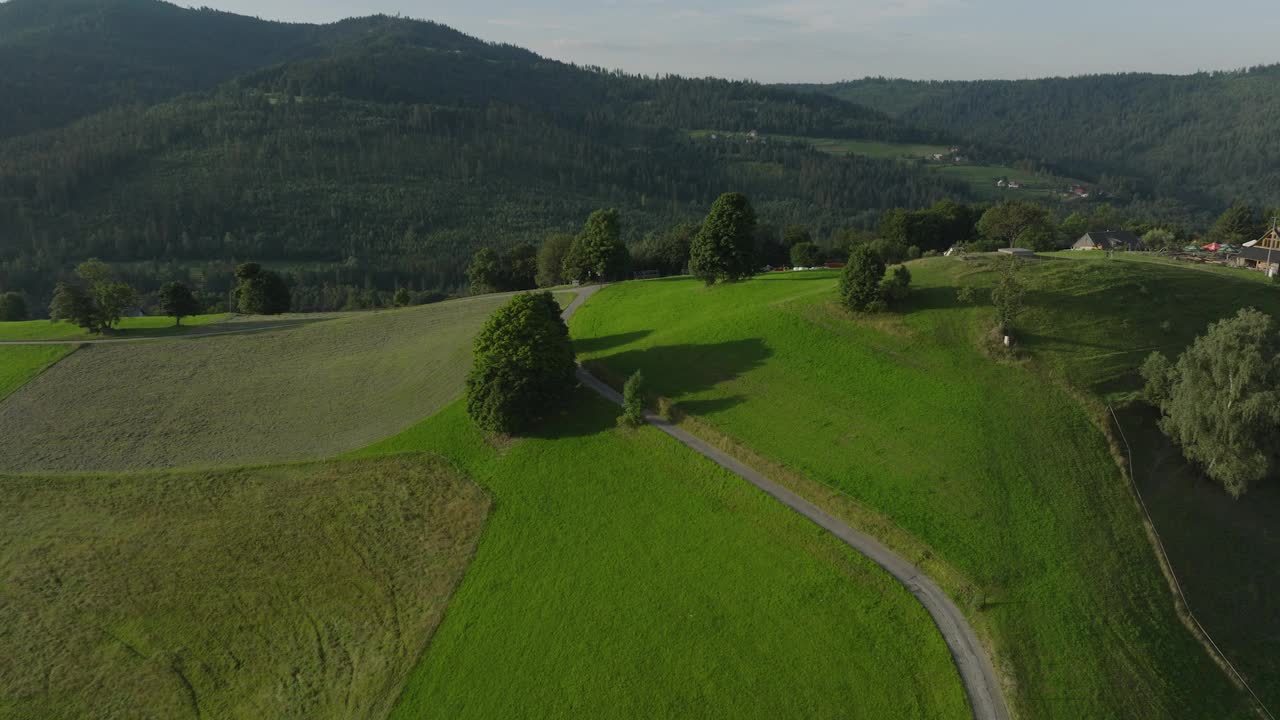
[[564, 283, 1011, 720]]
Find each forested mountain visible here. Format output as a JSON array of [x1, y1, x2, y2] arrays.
[[0, 0, 968, 310], [797, 68, 1280, 209]]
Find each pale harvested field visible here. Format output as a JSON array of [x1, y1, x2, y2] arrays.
[[0, 295, 517, 472]]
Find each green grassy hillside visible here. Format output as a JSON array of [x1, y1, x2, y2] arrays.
[[0, 456, 490, 719], [352, 395, 968, 719], [0, 294, 533, 472], [569, 267, 1255, 719], [0, 346, 72, 400], [0, 313, 230, 341]]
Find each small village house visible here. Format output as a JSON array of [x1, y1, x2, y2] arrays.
[[1072, 230, 1141, 251], [1230, 225, 1280, 276]]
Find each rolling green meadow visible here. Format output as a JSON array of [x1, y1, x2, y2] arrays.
[[352, 396, 968, 720], [569, 265, 1256, 719], [0, 313, 230, 341], [0, 456, 491, 719], [0, 289, 967, 719]]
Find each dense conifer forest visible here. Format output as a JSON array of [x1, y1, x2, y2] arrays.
[[799, 70, 1280, 209]]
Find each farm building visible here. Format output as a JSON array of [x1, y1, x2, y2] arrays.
[[998, 248, 1037, 258], [1072, 230, 1141, 251], [1229, 226, 1280, 276]]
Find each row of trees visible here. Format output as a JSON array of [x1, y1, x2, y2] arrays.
[[32, 259, 299, 333]]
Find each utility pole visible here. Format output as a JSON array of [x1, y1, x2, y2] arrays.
[[1268, 215, 1278, 278]]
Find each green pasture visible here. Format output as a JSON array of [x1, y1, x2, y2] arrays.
[[0, 313, 230, 341], [352, 395, 968, 720], [0, 456, 490, 719], [569, 266, 1252, 719], [979, 253, 1280, 707], [0, 346, 73, 401]]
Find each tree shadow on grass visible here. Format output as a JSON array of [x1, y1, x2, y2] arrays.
[[572, 330, 652, 355], [593, 338, 772, 401], [525, 388, 623, 440], [674, 395, 750, 417], [897, 285, 975, 313], [529, 339, 772, 440]]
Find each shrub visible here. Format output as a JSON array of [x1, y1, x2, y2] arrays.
[[620, 370, 648, 427], [393, 288, 411, 307], [839, 246, 887, 312], [880, 265, 912, 302], [465, 292, 577, 434]]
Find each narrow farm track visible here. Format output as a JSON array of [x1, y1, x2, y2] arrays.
[[564, 284, 1011, 720]]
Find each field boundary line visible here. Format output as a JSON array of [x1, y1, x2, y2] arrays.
[[1107, 404, 1275, 720], [565, 285, 1011, 720]]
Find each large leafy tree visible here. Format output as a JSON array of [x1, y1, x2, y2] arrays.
[[1141, 308, 1280, 497], [633, 223, 695, 276], [536, 234, 575, 288], [991, 256, 1027, 333], [839, 245, 886, 312], [49, 282, 98, 331], [47, 259, 137, 333], [504, 242, 539, 291], [233, 263, 291, 315], [690, 192, 757, 285], [0, 291, 27, 321], [465, 292, 577, 434], [467, 247, 503, 293], [790, 242, 821, 268], [976, 201, 1057, 251], [564, 209, 629, 283], [1208, 203, 1263, 245], [158, 281, 202, 326]]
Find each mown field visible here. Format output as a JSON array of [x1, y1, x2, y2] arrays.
[[352, 395, 968, 719], [0, 313, 230, 341], [0, 295, 525, 472], [569, 267, 1254, 719], [0, 456, 490, 719]]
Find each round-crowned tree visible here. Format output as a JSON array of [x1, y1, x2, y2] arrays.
[[690, 192, 757, 285], [466, 292, 577, 434], [790, 242, 821, 268], [839, 245, 887, 312]]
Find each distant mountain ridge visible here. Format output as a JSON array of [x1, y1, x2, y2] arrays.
[[793, 67, 1280, 208], [0, 0, 964, 308]]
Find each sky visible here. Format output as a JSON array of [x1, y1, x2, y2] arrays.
[[188, 0, 1280, 83]]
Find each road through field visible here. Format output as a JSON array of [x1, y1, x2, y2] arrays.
[[564, 283, 1011, 720]]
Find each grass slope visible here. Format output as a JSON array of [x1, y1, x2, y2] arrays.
[[570, 269, 1252, 719], [0, 295, 532, 472], [0, 313, 229, 341], [0, 456, 490, 719], [352, 396, 969, 719], [0, 346, 72, 400], [995, 252, 1280, 707]]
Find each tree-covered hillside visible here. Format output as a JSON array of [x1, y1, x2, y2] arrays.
[[0, 0, 968, 309], [799, 68, 1280, 209]]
